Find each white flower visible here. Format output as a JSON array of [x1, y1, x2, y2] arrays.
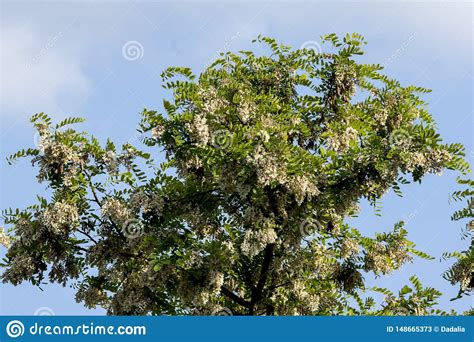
[[290, 116, 301, 126], [101, 198, 130, 225], [426, 149, 452, 175], [42, 201, 80, 233], [341, 238, 359, 259], [241, 228, 278, 257], [405, 152, 426, 172], [334, 63, 357, 100], [33, 139, 84, 183], [186, 114, 210, 146], [238, 101, 255, 123], [374, 108, 388, 124], [246, 146, 286, 186], [151, 125, 165, 139], [286, 175, 320, 205], [258, 130, 270, 143], [0, 227, 11, 248], [328, 127, 358, 152], [198, 86, 228, 115], [208, 271, 224, 295], [102, 150, 119, 174], [450, 261, 472, 291], [364, 243, 394, 274], [129, 191, 165, 215]]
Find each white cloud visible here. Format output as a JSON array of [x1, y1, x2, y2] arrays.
[[1, 24, 90, 119]]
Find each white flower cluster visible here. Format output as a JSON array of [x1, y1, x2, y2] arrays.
[[327, 127, 358, 153], [241, 228, 278, 257], [373, 108, 389, 125], [76, 284, 109, 310], [1, 254, 37, 285], [129, 190, 165, 215], [177, 155, 203, 178], [404, 152, 425, 172], [286, 175, 320, 205], [110, 288, 153, 315], [310, 244, 340, 277], [102, 151, 119, 174], [101, 198, 131, 225], [426, 149, 452, 174], [0, 227, 11, 248], [404, 149, 452, 175], [341, 238, 359, 259], [42, 201, 80, 233], [364, 241, 412, 274], [411, 297, 427, 316], [177, 258, 225, 308], [198, 86, 228, 115], [389, 244, 412, 267], [186, 113, 210, 146], [269, 279, 322, 315], [208, 270, 225, 295], [365, 250, 391, 274], [151, 125, 166, 139], [246, 146, 286, 186], [334, 63, 357, 101], [257, 130, 270, 143], [35, 137, 84, 184], [237, 100, 256, 123], [292, 280, 320, 313], [449, 260, 472, 291], [290, 116, 301, 126]]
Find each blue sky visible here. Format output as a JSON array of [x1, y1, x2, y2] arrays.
[[0, 0, 472, 315]]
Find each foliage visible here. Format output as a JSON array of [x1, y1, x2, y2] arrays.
[[442, 178, 473, 303], [0, 34, 470, 315]]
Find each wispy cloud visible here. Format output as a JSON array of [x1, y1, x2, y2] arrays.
[[1, 24, 90, 119]]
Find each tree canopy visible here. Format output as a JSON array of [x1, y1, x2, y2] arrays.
[[1, 34, 472, 315]]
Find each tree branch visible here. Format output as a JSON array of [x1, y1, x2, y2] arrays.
[[220, 286, 251, 309], [251, 243, 275, 305]]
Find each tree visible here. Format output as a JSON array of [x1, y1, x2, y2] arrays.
[[1, 34, 471, 315], [443, 179, 473, 305]]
